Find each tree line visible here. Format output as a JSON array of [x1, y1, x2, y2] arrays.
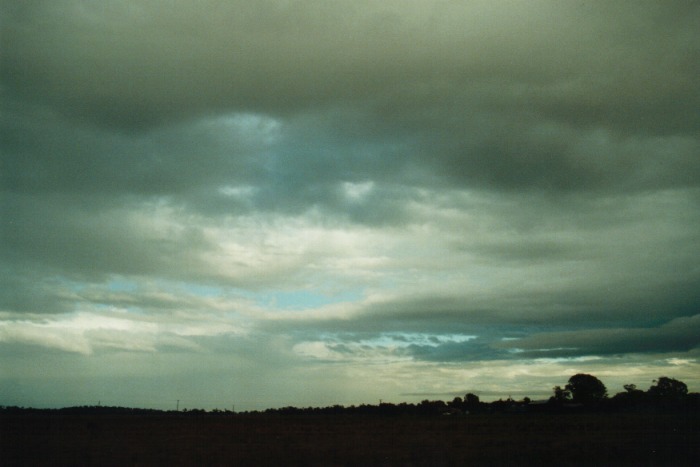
[[1, 374, 697, 416], [549, 374, 694, 410]]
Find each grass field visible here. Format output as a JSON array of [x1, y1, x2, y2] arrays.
[[3, 412, 699, 466]]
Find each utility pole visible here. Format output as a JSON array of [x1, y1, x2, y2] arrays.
[[176, 400, 180, 412]]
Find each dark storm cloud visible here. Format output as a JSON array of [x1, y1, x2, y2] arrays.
[[404, 337, 504, 362], [496, 314, 700, 359], [1, 96, 261, 197], [2, 0, 699, 220], [4, 1, 698, 131], [265, 260, 700, 335], [308, 312, 700, 364], [402, 314, 700, 363], [2, 0, 419, 127], [1, 192, 213, 278], [0, 265, 77, 314]]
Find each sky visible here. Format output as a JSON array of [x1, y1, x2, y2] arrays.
[[1, 0, 699, 411]]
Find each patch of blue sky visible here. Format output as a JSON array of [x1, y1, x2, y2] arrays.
[[93, 302, 146, 315], [106, 278, 139, 293], [151, 280, 238, 300], [343, 332, 478, 348], [53, 276, 89, 293], [101, 278, 364, 313], [258, 288, 365, 310], [179, 283, 224, 297]]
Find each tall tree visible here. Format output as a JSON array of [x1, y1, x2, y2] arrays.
[[648, 377, 688, 399], [565, 374, 607, 404], [552, 385, 571, 403]]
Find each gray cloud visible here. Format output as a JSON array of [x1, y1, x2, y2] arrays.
[[497, 315, 700, 359], [405, 338, 504, 362], [3, 1, 697, 129], [1, 193, 212, 279], [2, 1, 700, 408]]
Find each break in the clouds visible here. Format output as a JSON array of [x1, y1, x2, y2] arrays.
[[1, 0, 699, 409]]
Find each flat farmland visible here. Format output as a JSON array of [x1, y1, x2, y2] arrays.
[[3, 412, 699, 466]]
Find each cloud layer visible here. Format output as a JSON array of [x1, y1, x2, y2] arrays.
[[1, 0, 699, 409]]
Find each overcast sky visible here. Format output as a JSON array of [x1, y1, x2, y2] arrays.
[[2, 0, 699, 410]]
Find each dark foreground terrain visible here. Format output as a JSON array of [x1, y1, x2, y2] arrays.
[[2, 412, 699, 466]]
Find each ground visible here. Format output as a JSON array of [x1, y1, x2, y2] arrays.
[[2, 412, 699, 465]]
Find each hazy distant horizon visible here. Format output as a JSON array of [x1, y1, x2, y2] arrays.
[[2, 388, 561, 412]]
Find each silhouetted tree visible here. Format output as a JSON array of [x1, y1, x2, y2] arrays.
[[551, 385, 571, 403], [462, 393, 481, 413], [465, 393, 480, 406], [648, 377, 688, 399], [417, 399, 447, 415], [623, 384, 645, 399], [610, 383, 646, 410], [565, 374, 607, 404]]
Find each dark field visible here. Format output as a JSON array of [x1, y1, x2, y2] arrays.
[[2, 412, 699, 466]]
